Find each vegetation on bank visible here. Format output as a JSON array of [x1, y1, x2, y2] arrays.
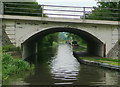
[[73, 46, 87, 51], [85, 1, 120, 21], [80, 57, 120, 66], [2, 45, 34, 81], [67, 33, 87, 48], [38, 32, 59, 48], [2, 53, 34, 81], [2, 45, 20, 52], [2, 32, 59, 82], [59, 32, 87, 48]]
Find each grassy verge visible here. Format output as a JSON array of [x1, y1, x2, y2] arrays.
[[52, 41, 59, 47], [73, 46, 87, 51], [2, 53, 34, 81], [80, 57, 120, 66], [77, 42, 87, 48], [73, 48, 87, 51]]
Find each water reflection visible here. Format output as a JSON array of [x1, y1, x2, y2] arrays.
[[50, 44, 80, 85], [3, 44, 120, 86]]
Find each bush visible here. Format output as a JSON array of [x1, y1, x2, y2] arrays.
[[2, 45, 20, 52], [2, 53, 34, 81]]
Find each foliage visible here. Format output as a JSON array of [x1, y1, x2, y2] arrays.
[[4, 2, 46, 17], [73, 47, 87, 51], [2, 45, 20, 52], [66, 33, 87, 47], [86, 2, 120, 21], [0, 57, 2, 83], [36, 32, 59, 61], [59, 32, 68, 41], [2, 53, 34, 81], [52, 41, 58, 46], [38, 32, 59, 47]]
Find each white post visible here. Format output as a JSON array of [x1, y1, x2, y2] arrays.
[[83, 7, 86, 22], [42, 5, 44, 17]]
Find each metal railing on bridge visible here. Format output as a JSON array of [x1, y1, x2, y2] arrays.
[[2, 2, 120, 21]]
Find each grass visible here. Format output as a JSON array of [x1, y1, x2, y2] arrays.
[[0, 58, 2, 83], [52, 41, 58, 47], [77, 42, 87, 48], [73, 48, 87, 51], [2, 53, 34, 81], [80, 57, 120, 66], [73, 46, 87, 51]]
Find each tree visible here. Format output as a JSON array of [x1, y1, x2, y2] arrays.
[[38, 32, 59, 46], [66, 33, 87, 46], [85, 2, 120, 21]]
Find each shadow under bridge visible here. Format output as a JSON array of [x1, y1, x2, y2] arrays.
[[22, 27, 104, 59]]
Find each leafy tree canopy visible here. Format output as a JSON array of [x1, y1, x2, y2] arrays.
[[85, 2, 120, 21]]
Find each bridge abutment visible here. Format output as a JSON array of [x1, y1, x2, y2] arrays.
[[22, 41, 37, 59]]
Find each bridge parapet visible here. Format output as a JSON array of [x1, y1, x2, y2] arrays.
[[1, 2, 120, 21], [0, 15, 119, 25]]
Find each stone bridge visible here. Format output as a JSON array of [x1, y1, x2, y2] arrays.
[[1, 15, 119, 59]]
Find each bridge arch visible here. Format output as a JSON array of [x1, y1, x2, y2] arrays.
[[22, 27, 104, 59]]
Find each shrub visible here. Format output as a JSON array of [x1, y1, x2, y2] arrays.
[[2, 45, 21, 52], [2, 53, 34, 81]]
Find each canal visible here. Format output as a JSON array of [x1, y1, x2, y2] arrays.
[[3, 44, 120, 86]]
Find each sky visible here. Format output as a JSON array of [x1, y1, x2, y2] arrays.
[[36, 0, 98, 18], [36, 0, 98, 7]]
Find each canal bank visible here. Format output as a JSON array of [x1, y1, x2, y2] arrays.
[[73, 51, 120, 71]]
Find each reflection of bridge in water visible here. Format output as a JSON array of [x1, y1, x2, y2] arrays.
[[1, 2, 119, 59]]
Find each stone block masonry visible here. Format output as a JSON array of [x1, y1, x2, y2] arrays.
[[107, 41, 119, 59]]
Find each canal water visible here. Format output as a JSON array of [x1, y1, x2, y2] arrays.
[[3, 44, 120, 86]]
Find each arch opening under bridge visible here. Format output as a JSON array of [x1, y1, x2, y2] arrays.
[[22, 27, 104, 59]]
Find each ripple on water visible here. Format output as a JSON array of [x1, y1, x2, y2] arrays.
[[54, 82, 73, 85]]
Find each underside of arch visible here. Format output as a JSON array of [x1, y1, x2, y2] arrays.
[[22, 27, 104, 59]]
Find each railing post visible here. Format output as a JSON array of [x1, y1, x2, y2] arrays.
[[83, 7, 86, 21], [42, 5, 44, 17], [0, 1, 4, 15]]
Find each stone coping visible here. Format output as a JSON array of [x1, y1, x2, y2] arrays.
[[79, 58, 120, 71], [73, 52, 120, 71], [0, 15, 119, 25]]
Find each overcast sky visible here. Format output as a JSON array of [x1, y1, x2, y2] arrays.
[[36, 0, 98, 18], [36, 0, 98, 7]]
